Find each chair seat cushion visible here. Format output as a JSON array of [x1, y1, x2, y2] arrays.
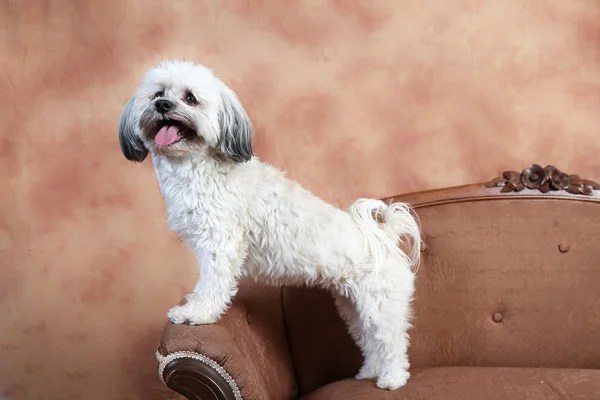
[[300, 367, 600, 400]]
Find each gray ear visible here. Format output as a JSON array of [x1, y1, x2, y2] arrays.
[[219, 87, 254, 163], [118, 96, 148, 162]]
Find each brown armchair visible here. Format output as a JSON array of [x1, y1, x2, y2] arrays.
[[156, 165, 600, 399]]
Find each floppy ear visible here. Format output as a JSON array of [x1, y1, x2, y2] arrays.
[[218, 87, 254, 163], [118, 96, 148, 162]]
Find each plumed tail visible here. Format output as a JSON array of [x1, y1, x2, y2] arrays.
[[348, 198, 422, 274]]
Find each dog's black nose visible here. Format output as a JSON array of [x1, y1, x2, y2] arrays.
[[155, 99, 174, 114]]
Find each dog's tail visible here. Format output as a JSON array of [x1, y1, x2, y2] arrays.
[[348, 198, 421, 274]]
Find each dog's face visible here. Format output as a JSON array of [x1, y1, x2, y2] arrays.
[[118, 60, 253, 163]]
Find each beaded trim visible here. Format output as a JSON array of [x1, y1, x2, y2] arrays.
[[156, 349, 243, 400]]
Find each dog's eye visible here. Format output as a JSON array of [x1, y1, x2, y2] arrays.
[[184, 92, 198, 105], [154, 90, 164, 99]]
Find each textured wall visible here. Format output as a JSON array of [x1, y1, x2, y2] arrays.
[[1, 0, 599, 399]]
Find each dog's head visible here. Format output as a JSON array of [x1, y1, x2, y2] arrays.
[[118, 60, 253, 163]]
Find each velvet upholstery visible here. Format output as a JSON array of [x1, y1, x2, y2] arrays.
[[159, 282, 297, 400], [301, 368, 600, 400]]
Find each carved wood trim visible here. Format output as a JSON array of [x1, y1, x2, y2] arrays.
[[162, 358, 238, 400], [384, 164, 600, 209], [156, 349, 240, 400], [485, 164, 600, 196]]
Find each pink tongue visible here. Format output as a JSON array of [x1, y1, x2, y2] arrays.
[[155, 126, 181, 146]]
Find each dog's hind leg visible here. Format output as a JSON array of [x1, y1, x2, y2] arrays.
[[372, 266, 415, 390], [350, 264, 415, 390], [333, 292, 378, 380]]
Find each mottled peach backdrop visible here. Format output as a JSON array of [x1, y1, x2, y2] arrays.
[[1, 0, 599, 399]]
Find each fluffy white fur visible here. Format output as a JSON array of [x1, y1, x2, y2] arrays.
[[118, 60, 422, 390]]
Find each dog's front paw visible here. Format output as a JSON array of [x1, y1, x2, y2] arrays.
[[167, 303, 218, 325], [376, 370, 410, 391]]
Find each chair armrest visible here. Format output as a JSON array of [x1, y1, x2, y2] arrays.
[[157, 283, 297, 400]]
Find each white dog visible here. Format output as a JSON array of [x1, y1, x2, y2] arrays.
[[118, 60, 421, 390]]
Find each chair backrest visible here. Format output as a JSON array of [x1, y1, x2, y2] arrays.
[[282, 165, 600, 395]]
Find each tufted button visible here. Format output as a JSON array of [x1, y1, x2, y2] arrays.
[[246, 313, 254, 325], [420, 242, 428, 253], [558, 244, 570, 253], [492, 312, 503, 323]]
